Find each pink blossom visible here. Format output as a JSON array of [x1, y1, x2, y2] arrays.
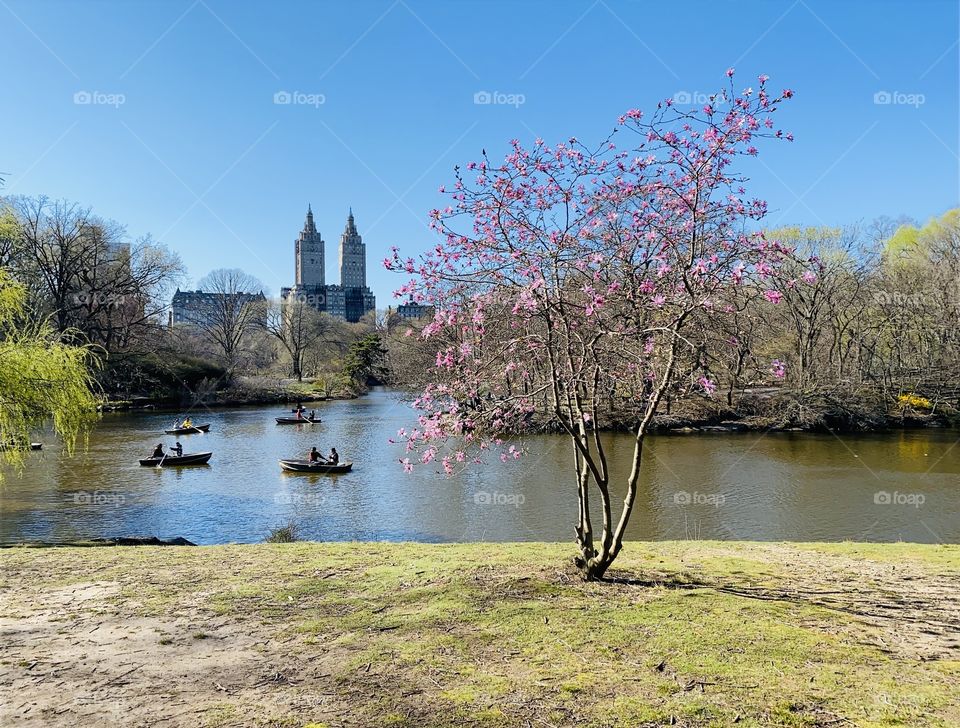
[[387, 69, 797, 509], [770, 359, 786, 379]]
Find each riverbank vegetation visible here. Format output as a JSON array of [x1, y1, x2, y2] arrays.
[[1, 541, 957, 727], [2, 197, 956, 422], [384, 213, 960, 435], [0, 196, 383, 407], [385, 209, 960, 434], [0, 269, 98, 476]]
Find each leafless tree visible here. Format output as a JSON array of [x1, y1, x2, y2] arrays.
[[4, 195, 184, 351], [254, 296, 327, 381], [192, 268, 266, 370]]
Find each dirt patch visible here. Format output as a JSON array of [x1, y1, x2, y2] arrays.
[[0, 579, 357, 727]]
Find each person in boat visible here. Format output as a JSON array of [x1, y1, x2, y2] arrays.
[[172, 441, 183, 457], [151, 443, 165, 459], [309, 446, 325, 463], [310, 410, 316, 421], [181, 416, 193, 428], [327, 447, 339, 466], [295, 409, 304, 420]]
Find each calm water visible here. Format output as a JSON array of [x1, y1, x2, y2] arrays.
[[1, 389, 957, 545]]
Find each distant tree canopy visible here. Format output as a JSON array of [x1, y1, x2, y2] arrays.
[[342, 333, 387, 386], [0, 195, 185, 396], [0, 268, 99, 476], [191, 268, 266, 371]]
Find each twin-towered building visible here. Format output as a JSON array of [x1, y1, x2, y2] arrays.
[[281, 205, 376, 323], [171, 207, 376, 327]]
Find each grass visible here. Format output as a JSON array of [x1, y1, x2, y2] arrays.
[[0, 541, 957, 727]]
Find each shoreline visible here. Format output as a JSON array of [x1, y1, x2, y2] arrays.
[[98, 396, 958, 433], [97, 390, 361, 413], [3, 534, 957, 549]]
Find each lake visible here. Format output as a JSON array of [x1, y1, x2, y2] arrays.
[[1, 388, 957, 545]]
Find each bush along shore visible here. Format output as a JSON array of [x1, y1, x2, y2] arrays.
[[1, 541, 957, 727], [520, 385, 960, 435], [97, 375, 364, 412]]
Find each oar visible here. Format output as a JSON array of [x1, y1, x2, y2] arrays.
[[156, 451, 167, 470]]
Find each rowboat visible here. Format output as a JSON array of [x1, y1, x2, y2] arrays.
[[279, 459, 352, 474], [0, 442, 42, 451], [139, 452, 213, 467], [275, 417, 321, 425], [164, 424, 211, 435]]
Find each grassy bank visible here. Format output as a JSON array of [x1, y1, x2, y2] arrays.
[[1, 541, 958, 727]]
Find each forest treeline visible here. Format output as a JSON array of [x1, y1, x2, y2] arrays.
[[385, 211, 960, 431], [0, 195, 384, 403], [2, 192, 957, 427]]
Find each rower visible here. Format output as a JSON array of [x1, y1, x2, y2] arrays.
[[309, 446, 325, 463], [151, 443, 165, 458]]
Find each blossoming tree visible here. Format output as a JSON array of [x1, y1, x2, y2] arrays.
[[387, 71, 801, 579]]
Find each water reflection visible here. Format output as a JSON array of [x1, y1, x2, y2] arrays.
[[1, 389, 957, 544]]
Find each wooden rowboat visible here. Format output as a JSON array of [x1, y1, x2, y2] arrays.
[[139, 452, 213, 467], [275, 417, 321, 425], [279, 459, 352, 474], [164, 424, 211, 435]]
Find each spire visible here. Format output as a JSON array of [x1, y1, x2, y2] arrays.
[[304, 204, 316, 234], [344, 208, 357, 235]]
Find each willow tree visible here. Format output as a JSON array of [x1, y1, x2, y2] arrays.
[[0, 268, 99, 476], [387, 71, 807, 580]]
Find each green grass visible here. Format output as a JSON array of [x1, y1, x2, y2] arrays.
[[2, 540, 957, 727]]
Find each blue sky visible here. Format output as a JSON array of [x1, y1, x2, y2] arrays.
[[2, 0, 957, 304]]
